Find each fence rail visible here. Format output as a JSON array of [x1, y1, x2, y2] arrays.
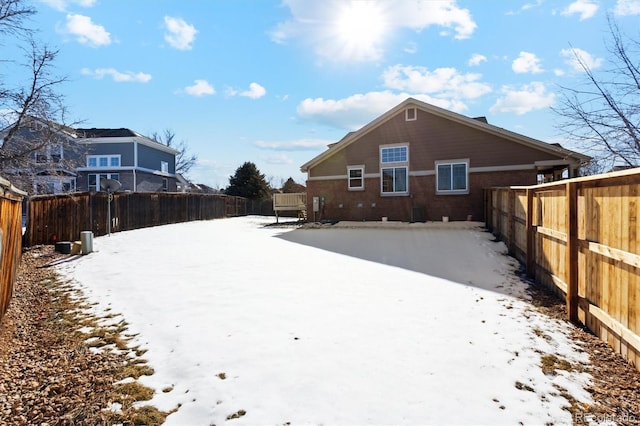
[[485, 168, 640, 370], [24, 192, 256, 246], [0, 177, 26, 325]]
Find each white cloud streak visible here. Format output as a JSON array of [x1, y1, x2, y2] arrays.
[[489, 82, 555, 115], [81, 68, 152, 83], [254, 139, 332, 151], [271, 0, 476, 63], [468, 53, 487, 66], [614, 0, 640, 15], [297, 91, 469, 131], [63, 13, 111, 47], [41, 0, 96, 11], [512, 52, 543, 74], [181, 80, 215, 97], [560, 47, 603, 72], [560, 0, 599, 20], [164, 16, 197, 50], [382, 65, 491, 100]]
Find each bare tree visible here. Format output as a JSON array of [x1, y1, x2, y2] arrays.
[[0, 0, 79, 194], [0, 0, 34, 35], [554, 16, 640, 173], [150, 129, 198, 176]]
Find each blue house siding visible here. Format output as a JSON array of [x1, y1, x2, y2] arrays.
[[137, 144, 175, 173], [86, 142, 135, 166]]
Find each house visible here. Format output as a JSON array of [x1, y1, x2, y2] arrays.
[[0, 117, 80, 195], [74, 128, 179, 192], [300, 98, 590, 222], [1, 120, 181, 194]]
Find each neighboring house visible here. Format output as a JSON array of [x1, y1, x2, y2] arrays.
[[75, 128, 179, 192], [300, 98, 591, 222], [0, 117, 79, 195]]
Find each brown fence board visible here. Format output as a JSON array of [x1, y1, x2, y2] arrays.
[[25, 192, 259, 246], [0, 180, 25, 325], [486, 168, 640, 370]]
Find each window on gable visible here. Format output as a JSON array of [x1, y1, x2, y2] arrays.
[[161, 161, 169, 173], [380, 145, 409, 195], [436, 160, 469, 194], [347, 166, 364, 190], [381, 146, 407, 163], [405, 107, 417, 121]]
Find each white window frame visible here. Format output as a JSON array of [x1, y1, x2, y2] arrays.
[[161, 161, 169, 173], [87, 154, 121, 168], [347, 165, 364, 191], [436, 159, 469, 194], [88, 173, 120, 192], [380, 144, 409, 195], [405, 107, 417, 121], [381, 166, 408, 194]]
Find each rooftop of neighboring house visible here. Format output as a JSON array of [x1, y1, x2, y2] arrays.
[[75, 128, 142, 138], [74, 127, 179, 154]]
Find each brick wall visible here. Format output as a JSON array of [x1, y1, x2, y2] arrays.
[[306, 170, 536, 222]]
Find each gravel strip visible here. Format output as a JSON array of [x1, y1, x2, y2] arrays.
[[0, 246, 170, 425]]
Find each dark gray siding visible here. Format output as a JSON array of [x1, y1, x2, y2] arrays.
[[87, 142, 135, 166], [138, 144, 175, 172]]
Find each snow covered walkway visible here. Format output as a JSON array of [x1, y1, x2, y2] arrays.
[[57, 216, 592, 425]]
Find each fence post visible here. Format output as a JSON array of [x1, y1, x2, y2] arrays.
[[566, 181, 579, 323], [526, 188, 535, 278], [508, 189, 515, 255]]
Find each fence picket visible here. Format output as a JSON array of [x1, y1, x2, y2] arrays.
[[486, 168, 640, 371]]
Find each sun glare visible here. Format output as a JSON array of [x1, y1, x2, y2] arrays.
[[332, 1, 388, 61]]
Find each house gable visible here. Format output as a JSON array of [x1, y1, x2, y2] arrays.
[[300, 98, 591, 222], [302, 98, 590, 178]]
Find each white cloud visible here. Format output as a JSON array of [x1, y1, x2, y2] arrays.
[[271, 0, 476, 63], [40, 0, 96, 11], [164, 16, 197, 50], [560, 47, 603, 72], [489, 82, 555, 115], [468, 53, 487, 66], [62, 13, 111, 47], [81, 68, 152, 83], [182, 80, 215, 97], [254, 139, 332, 151], [226, 83, 267, 99], [297, 91, 468, 131], [512, 51, 543, 74], [614, 0, 640, 15], [561, 0, 599, 20], [404, 41, 418, 54], [241, 83, 267, 99], [261, 153, 294, 165], [382, 65, 491, 100]]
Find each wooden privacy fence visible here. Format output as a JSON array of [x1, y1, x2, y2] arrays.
[[0, 177, 26, 325], [485, 167, 640, 370], [25, 192, 252, 246]]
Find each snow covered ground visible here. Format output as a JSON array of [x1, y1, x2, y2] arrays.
[[56, 216, 593, 425]]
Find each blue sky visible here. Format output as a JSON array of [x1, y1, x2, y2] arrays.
[[7, 0, 640, 188]]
